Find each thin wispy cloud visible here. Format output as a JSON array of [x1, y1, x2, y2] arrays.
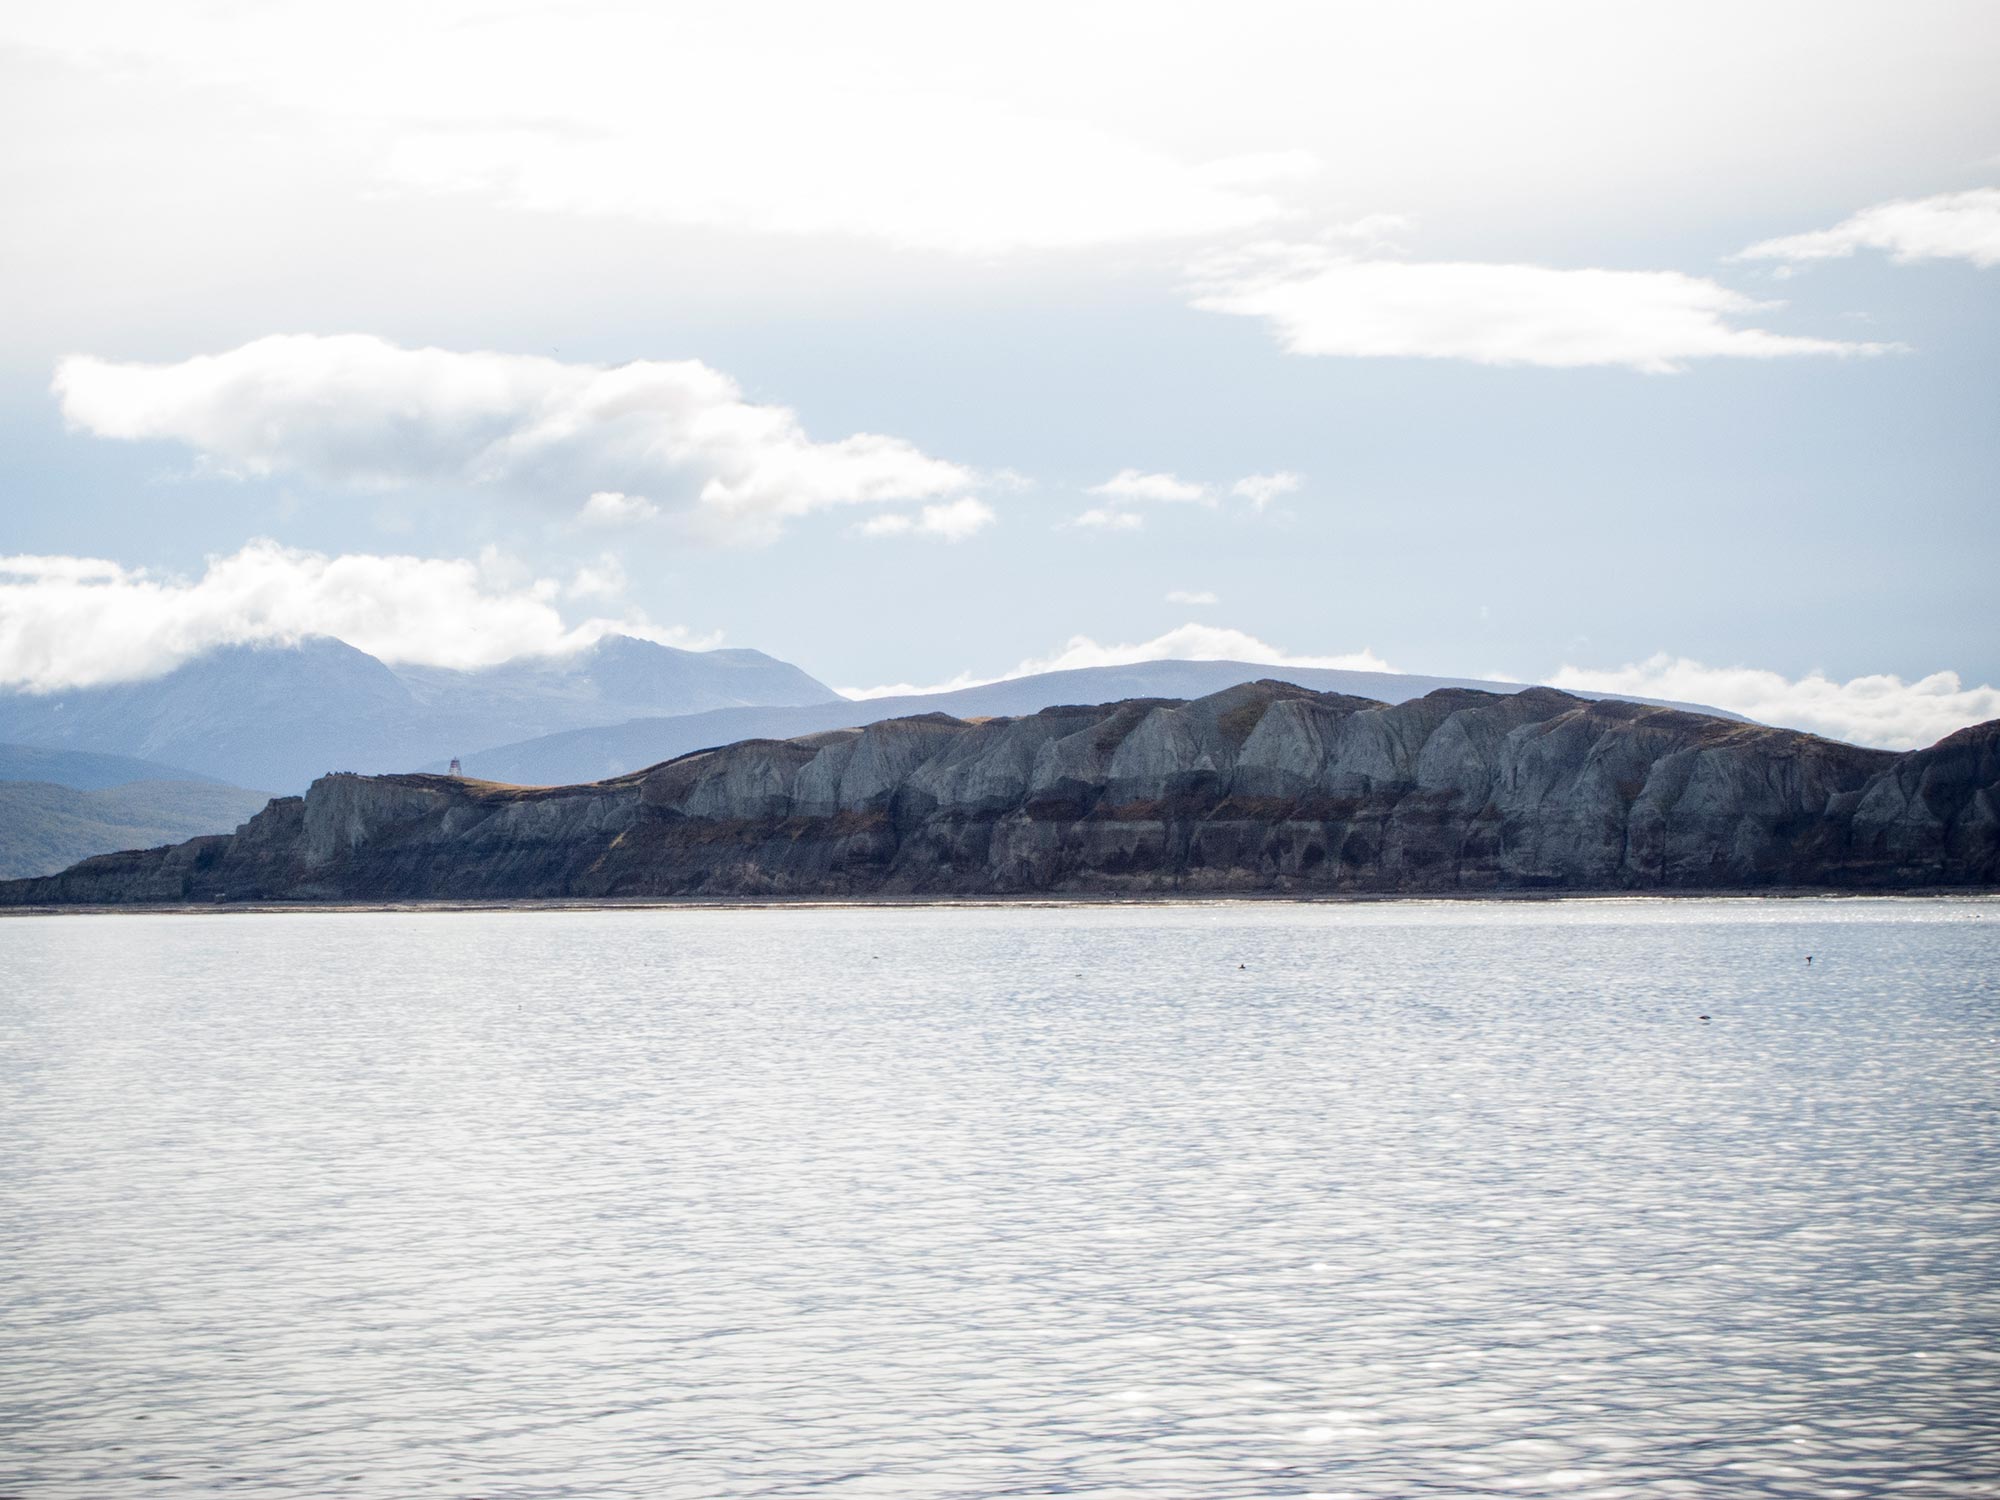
[[563, 554, 629, 601], [1189, 244, 1893, 372], [857, 498, 996, 541], [1079, 469, 1300, 527], [1065, 508, 1145, 532], [1738, 187, 2000, 269], [1165, 589, 1219, 606], [55, 335, 981, 544], [0, 542, 710, 691], [1230, 472, 1300, 510], [578, 491, 659, 527], [1089, 469, 1212, 504]]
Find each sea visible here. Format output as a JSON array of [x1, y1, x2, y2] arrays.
[[2, 898, 1996, 1498]]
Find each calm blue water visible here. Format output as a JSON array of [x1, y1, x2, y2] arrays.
[[2, 898, 1997, 1498]]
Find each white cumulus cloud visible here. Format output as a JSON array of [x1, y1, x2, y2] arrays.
[[843, 624, 1392, 698], [1738, 187, 2000, 269], [1089, 469, 1212, 504], [1549, 654, 2000, 750], [1190, 246, 1892, 372], [858, 497, 996, 541], [55, 335, 979, 544], [0, 541, 713, 691]]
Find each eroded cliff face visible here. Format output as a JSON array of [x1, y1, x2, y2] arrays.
[[4, 682, 1994, 904]]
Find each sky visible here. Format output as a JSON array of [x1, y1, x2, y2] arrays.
[[1, 0, 1996, 749]]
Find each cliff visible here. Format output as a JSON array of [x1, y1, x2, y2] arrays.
[[4, 682, 1994, 905]]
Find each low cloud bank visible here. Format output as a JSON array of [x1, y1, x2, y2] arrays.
[[1550, 654, 2000, 751], [0, 542, 709, 691]]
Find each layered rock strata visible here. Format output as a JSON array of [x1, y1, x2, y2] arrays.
[[4, 682, 1994, 903]]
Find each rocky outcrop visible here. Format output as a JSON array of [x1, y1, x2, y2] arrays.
[[4, 682, 1994, 904]]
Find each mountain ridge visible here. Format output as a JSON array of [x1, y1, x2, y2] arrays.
[[8, 680, 1992, 905], [445, 658, 1748, 787]]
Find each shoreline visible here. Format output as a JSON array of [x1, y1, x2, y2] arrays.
[[4, 888, 1996, 917]]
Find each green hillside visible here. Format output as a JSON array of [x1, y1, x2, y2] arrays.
[[0, 779, 273, 881]]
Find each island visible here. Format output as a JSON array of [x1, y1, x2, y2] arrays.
[[3, 681, 1994, 905]]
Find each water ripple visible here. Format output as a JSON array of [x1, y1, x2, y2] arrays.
[[2, 898, 1996, 1497]]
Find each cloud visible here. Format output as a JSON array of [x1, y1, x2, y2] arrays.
[[1089, 469, 1212, 504], [382, 109, 1310, 258], [564, 554, 628, 600], [55, 335, 978, 543], [1549, 653, 2000, 750], [6, 8, 1313, 258], [0, 540, 712, 691], [14, 5, 2000, 280], [1189, 245, 1892, 372], [1738, 187, 2000, 269], [1083, 468, 1298, 519], [0, 555, 128, 584], [1065, 508, 1145, 531], [1166, 589, 1219, 605], [1015, 624, 1391, 678], [1230, 471, 1300, 510], [857, 497, 996, 541], [843, 623, 1392, 698], [578, 490, 659, 526]]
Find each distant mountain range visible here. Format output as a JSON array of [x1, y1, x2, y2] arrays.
[[445, 658, 1744, 787], [0, 635, 837, 793], [0, 742, 228, 791]]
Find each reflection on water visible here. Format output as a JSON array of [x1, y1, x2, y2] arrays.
[[2, 898, 1997, 1497]]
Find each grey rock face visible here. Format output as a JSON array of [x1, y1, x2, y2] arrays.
[[4, 682, 1993, 905]]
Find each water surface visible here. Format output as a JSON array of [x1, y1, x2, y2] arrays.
[[3, 899, 1997, 1497]]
